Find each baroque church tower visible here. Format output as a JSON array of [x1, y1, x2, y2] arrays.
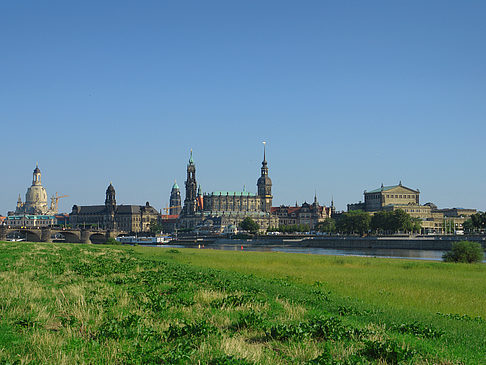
[[182, 150, 198, 216], [169, 181, 182, 215], [105, 183, 116, 229], [257, 143, 272, 213]]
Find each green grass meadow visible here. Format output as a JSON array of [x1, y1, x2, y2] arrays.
[[0, 242, 485, 364]]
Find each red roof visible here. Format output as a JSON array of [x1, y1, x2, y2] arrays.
[[271, 206, 301, 214], [161, 214, 179, 220]]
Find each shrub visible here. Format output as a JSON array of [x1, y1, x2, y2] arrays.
[[360, 339, 417, 364], [105, 237, 119, 245], [442, 241, 484, 263]]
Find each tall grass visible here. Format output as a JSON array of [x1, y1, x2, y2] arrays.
[[141, 247, 486, 318], [0, 242, 484, 364]]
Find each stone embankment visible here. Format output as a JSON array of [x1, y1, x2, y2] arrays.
[[176, 235, 486, 251]]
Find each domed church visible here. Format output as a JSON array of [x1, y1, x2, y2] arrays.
[[15, 164, 54, 215]]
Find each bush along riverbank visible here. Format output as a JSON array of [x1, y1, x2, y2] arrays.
[[0, 242, 485, 364]]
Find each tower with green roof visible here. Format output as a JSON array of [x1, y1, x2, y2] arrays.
[[169, 180, 182, 215]]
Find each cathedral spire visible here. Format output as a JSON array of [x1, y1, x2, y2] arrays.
[[261, 141, 268, 176], [183, 149, 198, 215], [189, 149, 194, 165], [257, 142, 272, 212]]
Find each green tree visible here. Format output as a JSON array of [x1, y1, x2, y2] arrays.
[[443, 241, 484, 263], [371, 210, 419, 234], [463, 219, 475, 233], [149, 220, 164, 235], [239, 217, 260, 234], [412, 218, 422, 233], [465, 212, 486, 232], [390, 209, 412, 232], [370, 211, 391, 234], [336, 210, 370, 235], [316, 218, 336, 233]]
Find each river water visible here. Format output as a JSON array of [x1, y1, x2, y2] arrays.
[[143, 243, 473, 261]]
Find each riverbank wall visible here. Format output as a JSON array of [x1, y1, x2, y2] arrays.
[[180, 235, 486, 251]]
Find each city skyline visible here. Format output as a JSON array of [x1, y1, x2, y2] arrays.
[[2, 1, 485, 213], [2, 147, 481, 216]]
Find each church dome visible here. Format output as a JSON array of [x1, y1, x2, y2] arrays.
[[33, 166, 41, 174], [24, 185, 48, 213], [106, 183, 115, 193], [257, 175, 272, 186]]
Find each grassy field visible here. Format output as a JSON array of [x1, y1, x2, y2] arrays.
[[0, 242, 485, 364]]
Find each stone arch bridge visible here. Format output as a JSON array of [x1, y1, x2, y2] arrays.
[[0, 226, 129, 244]]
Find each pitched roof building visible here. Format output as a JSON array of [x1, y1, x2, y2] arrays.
[[272, 196, 331, 229]]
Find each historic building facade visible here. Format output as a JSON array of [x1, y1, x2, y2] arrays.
[[272, 196, 331, 229], [347, 182, 476, 234], [5, 215, 56, 228], [178, 147, 278, 231], [347, 182, 420, 212], [70, 183, 159, 233]]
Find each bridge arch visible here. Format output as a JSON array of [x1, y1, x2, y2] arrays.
[[89, 233, 107, 244], [16, 229, 41, 242], [53, 231, 81, 243]]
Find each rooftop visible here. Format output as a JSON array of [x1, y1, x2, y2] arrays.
[[366, 184, 419, 194], [208, 191, 256, 196]]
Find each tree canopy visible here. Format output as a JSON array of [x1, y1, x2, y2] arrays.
[[239, 217, 260, 234], [370, 210, 421, 234], [149, 220, 164, 235], [463, 212, 486, 233], [316, 218, 336, 233], [335, 210, 371, 235]]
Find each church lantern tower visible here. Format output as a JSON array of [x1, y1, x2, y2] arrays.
[[33, 164, 41, 185], [257, 142, 273, 213], [182, 150, 198, 216], [169, 181, 182, 215]]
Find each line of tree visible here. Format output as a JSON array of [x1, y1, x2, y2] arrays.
[[315, 209, 421, 235], [267, 224, 311, 233], [462, 212, 486, 233], [370, 210, 422, 234]]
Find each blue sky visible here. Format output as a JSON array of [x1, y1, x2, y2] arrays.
[[1, 1, 485, 214]]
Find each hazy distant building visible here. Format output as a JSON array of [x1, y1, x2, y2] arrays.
[[178, 147, 278, 231], [70, 183, 159, 233]]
